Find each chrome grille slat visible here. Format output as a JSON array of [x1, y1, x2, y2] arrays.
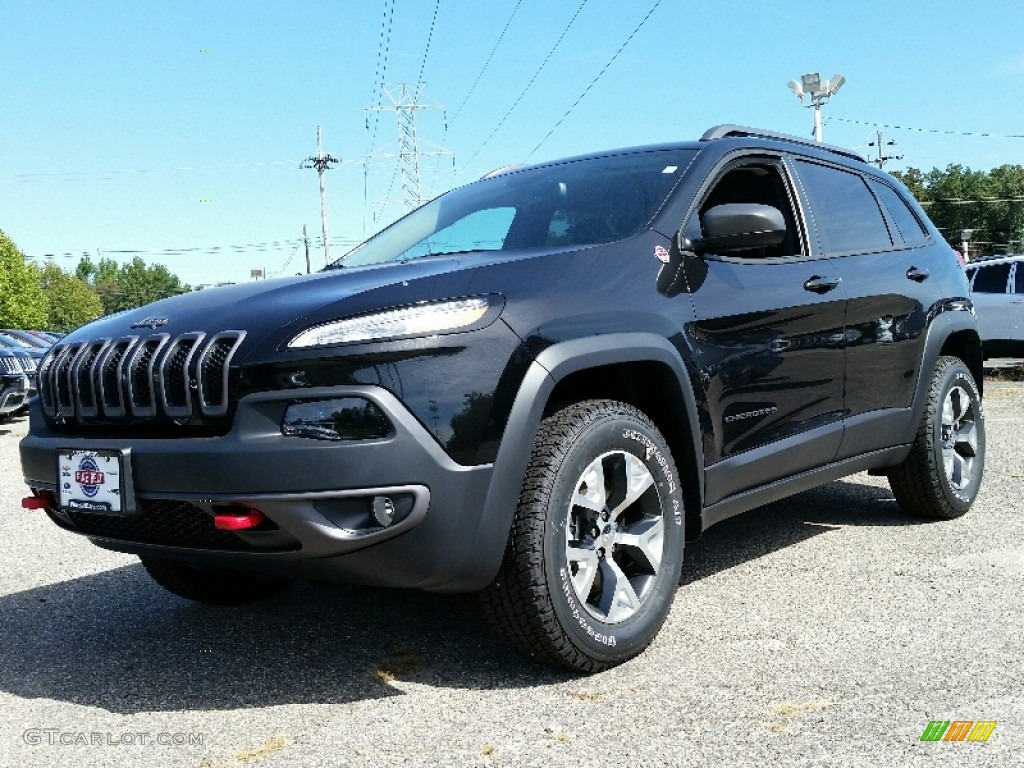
[[39, 331, 243, 423]]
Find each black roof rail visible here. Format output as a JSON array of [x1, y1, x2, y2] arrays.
[[701, 124, 866, 163]]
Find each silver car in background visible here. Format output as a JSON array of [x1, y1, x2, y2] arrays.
[[967, 254, 1024, 358]]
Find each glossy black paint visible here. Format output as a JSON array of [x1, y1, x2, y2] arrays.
[[20, 129, 983, 592]]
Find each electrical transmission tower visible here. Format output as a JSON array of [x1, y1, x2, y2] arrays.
[[367, 83, 452, 214], [300, 125, 340, 262]]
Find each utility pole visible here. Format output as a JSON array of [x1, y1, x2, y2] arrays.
[[300, 125, 340, 263], [303, 224, 311, 274], [366, 83, 452, 213], [867, 130, 903, 170]]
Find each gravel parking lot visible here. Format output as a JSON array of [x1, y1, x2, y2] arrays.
[[1, 382, 1021, 768]]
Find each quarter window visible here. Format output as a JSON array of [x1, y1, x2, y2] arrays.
[[868, 179, 929, 246], [796, 160, 892, 255], [972, 263, 1011, 293]]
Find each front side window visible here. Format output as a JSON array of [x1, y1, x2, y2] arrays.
[[690, 159, 803, 258], [333, 149, 698, 268], [795, 160, 892, 256]]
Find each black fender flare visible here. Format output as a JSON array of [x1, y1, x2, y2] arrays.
[[899, 304, 983, 447], [450, 332, 704, 592]]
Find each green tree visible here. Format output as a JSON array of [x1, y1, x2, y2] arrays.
[[0, 229, 48, 328], [75, 256, 191, 314], [39, 263, 103, 332], [893, 164, 1024, 255]]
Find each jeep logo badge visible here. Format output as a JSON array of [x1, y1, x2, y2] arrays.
[[130, 317, 169, 329]]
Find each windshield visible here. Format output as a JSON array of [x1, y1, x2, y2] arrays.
[[332, 148, 698, 268]]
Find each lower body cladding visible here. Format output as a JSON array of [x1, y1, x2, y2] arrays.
[[19, 385, 496, 592]]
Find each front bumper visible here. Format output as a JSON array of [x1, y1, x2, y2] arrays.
[[20, 385, 495, 591], [1, 375, 29, 414]]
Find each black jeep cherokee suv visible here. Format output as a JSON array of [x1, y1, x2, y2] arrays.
[[21, 125, 985, 672]]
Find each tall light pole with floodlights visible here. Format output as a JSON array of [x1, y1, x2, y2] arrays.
[[787, 72, 846, 142]]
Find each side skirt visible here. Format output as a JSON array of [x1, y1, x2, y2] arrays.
[[700, 445, 910, 532]]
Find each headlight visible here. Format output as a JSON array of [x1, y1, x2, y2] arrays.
[[287, 297, 491, 348]]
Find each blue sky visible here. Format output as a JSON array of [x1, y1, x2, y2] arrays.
[[2, 0, 1023, 286]]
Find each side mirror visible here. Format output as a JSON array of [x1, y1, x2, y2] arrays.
[[690, 203, 787, 254]]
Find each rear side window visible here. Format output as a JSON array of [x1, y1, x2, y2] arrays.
[[795, 160, 892, 255], [972, 263, 1011, 293], [1015, 264, 1024, 293], [868, 180, 929, 246]]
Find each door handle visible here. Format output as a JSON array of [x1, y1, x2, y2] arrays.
[[803, 275, 842, 294], [906, 266, 930, 282]]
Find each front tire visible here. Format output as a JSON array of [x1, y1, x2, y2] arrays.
[[483, 400, 685, 673], [140, 557, 291, 605], [888, 356, 985, 520]]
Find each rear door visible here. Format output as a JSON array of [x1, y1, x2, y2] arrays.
[[790, 159, 946, 459]]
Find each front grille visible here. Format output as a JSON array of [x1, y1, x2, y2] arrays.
[[0, 357, 19, 375], [64, 499, 258, 551], [40, 331, 245, 422]]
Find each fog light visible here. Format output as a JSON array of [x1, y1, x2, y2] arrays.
[[281, 398, 392, 441], [372, 496, 396, 527]]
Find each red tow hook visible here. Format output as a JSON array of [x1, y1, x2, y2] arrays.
[[214, 508, 266, 531], [22, 493, 54, 510]]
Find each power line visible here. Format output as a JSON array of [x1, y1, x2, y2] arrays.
[[417, 0, 442, 84], [368, 0, 397, 154], [1, 160, 307, 181], [828, 115, 1024, 139], [524, 0, 663, 160], [450, 0, 524, 123], [469, 0, 588, 161]]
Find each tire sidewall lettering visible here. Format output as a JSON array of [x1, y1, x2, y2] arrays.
[[543, 414, 684, 657]]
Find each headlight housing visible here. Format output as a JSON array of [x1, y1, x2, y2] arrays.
[[287, 297, 491, 348]]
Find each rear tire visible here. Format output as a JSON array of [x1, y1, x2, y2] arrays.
[[140, 557, 290, 605], [888, 356, 985, 520], [482, 400, 685, 673]]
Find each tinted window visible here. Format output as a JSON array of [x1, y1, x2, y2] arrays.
[[694, 161, 802, 258], [796, 160, 892, 255], [868, 179, 929, 246], [972, 263, 1011, 293], [1015, 264, 1024, 294], [335, 149, 698, 267]]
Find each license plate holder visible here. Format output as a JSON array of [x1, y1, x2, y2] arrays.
[[57, 448, 137, 515]]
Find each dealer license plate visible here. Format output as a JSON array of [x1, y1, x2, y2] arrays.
[[58, 449, 133, 515]]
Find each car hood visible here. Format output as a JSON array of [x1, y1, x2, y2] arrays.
[[58, 253, 533, 357]]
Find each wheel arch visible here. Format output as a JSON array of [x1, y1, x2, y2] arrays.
[[901, 308, 984, 446], [444, 333, 705, 593]]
